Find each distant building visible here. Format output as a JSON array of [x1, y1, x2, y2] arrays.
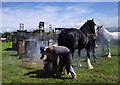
[[12, 29, 53, 59], [12, 30, 32, 50]]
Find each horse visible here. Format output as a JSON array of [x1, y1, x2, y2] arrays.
[[58, 19, 96, 69], [96, 25, 120, 58]]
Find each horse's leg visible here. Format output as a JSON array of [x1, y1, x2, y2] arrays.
[[107, 42, 111, 58], [87, 51, 93, 69], [102, 44, 104, 56], [92, 40, 97, 63], [77, 49, 82, 67], [92, 47, 97, 63], [78, 49, 81, 58]]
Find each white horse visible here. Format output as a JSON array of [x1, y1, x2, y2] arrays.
[[96, 25, 120, 58]]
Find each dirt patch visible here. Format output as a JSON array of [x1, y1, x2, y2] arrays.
[[23, 57, 43, 65]]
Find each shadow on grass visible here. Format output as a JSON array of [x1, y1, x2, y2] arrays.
[[4, 47, 18, 57], [9, 54, 18, 57], [4, 47, 17, 51], [24, 69, 72, 80], [99, 54, 120, 57]]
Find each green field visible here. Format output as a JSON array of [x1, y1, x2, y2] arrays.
[[1, 42, 120, 84]]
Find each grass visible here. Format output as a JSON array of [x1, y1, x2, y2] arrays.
[[1, 42, 119, 84]]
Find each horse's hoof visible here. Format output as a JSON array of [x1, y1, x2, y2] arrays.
[[18, 56, 22, 59], [77, 64, 82, 68], [88, 67, 94, 69], [107, 55, 112, 58], [79, 64, 82, 67], [88, 65, 94, 69]]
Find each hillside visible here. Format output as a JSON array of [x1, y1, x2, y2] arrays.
[[106, 27, 120, 32]]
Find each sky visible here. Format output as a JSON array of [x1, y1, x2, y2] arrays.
[[0, 2, 119, 33]]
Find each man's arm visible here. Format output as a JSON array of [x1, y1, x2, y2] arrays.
[[40, 54, 44, 60]]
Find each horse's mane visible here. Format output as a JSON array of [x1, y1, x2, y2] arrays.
[[80, 21, 89, 30], [79, 19, 95, 34], [98, 26, 111, 35], [102, 27, 110, 33]]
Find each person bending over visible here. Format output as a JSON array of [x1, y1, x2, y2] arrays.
[[40, 45, 77, 80]]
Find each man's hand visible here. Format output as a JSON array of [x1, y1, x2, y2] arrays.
[[40, 57, 44, 60]]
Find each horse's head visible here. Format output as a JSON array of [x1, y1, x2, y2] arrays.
[[81, 19, 96, 34], [96, 25, 104, 34], [87, 19, 96, 33]]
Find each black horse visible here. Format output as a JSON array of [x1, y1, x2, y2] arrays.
[[58, 19, 96, 69]]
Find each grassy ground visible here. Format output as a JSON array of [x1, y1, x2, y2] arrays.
[[1, 42, 120, 84]]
